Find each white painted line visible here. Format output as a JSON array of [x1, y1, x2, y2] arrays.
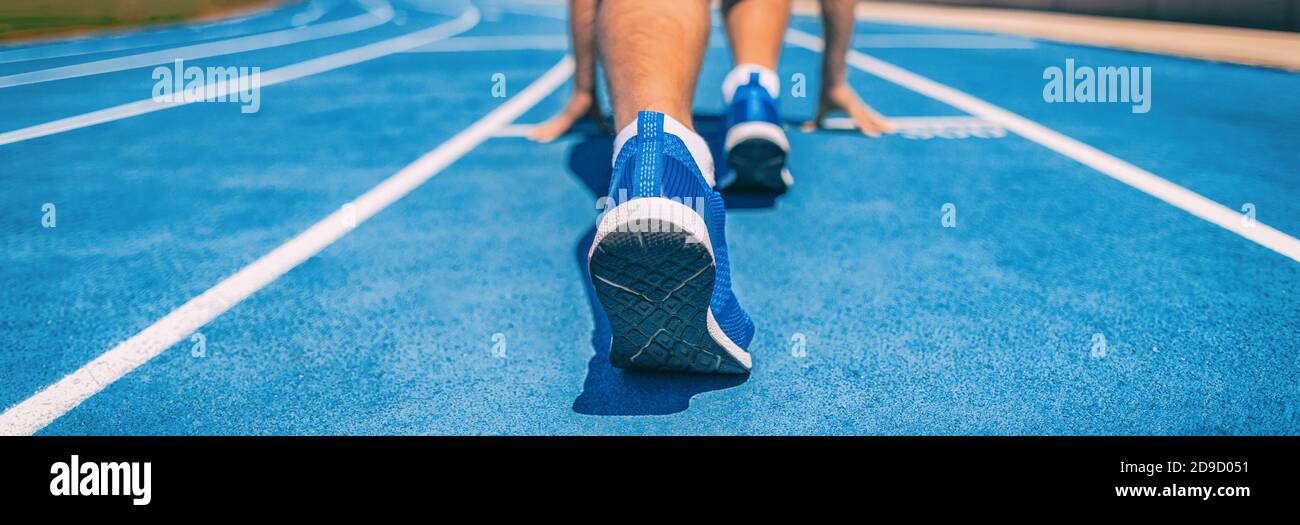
[[786, 28, 1300, 264], [493, 123, 538, 137], [822, 115, 988, 129], [0, 7, 481, 147], [0, 0, 326, 65], [0, 54, 576, 436], [852, 34, 1035, 49], [499, 116, 1003, 139], [405, 34, 569, 52], [0, 0, 395, 89], [821, 115, 1007, 139]]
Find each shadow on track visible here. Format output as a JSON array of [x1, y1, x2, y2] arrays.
[[567, 115, 772, 416]]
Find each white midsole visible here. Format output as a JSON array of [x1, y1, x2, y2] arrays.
[[724, 120, 790, 152], [590, 197, 753, 370], [592, 196, 714, 258], [708, 309, 753, 370]]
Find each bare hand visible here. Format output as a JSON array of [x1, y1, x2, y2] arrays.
[[527, 91, 611, 143], [801, 82, 895, 137]]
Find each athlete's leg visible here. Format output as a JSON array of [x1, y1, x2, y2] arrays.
[[722, 0, 791, 71], [718, 0, 793, 193], [803, 0, 894, 136], [528, 0, 608, 143], [597, 0, 710, 130], [588, 0, 755, 373]]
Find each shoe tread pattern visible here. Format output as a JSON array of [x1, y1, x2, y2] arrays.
[[590, 229, 748, 374], [726, 138, 788, 195]]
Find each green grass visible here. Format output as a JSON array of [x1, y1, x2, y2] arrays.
[[0, 0, 280, 42]]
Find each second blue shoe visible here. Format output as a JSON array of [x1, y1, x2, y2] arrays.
[[720, 66, 792, 194]]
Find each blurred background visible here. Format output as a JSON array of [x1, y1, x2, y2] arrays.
[[875, 0, 1300, 31], [1, 0, 1296, 43], [0, 0, 281, 42]]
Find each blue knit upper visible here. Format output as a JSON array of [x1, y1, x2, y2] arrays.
[[607, 111, 756, 350], [725, 72, 782, 132]]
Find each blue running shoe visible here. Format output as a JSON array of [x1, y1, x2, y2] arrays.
[[721, 67, 792, 194], [589, 111, 756, 374]]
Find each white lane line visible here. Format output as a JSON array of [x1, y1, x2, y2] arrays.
[[0, 0, 324, 65], [0, 54, 576, 436], [493, 123, 539, 137], [496, 116, 1005, 139], [821, 115, 994, 129], [405, 34, 568, 52], [0, 7, 481, 147], [785, 28, 1300, 264], [852, 34, 1036, 49], [0, 0, 395, 89], [821, 115, 1007, 139]]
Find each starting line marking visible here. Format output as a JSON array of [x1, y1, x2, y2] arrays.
[[822, 115, 1006, 139], [495, 116, 1008, 141]]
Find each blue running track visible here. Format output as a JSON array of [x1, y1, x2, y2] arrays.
[[1, 0, 1297, 435]]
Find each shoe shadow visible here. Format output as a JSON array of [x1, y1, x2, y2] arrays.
[[567, 115, 769, 416]]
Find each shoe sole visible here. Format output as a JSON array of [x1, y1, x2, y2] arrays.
[[724, 121, 790, 195], [589, 198, 752, 374]]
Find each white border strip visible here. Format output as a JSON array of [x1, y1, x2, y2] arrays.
[[0, 54, 576, 436], [784, 28, 1300, 264], [0, 7, 481, 147], [0, 0, 396, 89]]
